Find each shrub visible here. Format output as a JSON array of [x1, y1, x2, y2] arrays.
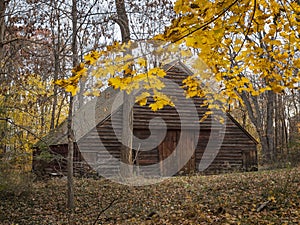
[[0, 158, 34, 199]]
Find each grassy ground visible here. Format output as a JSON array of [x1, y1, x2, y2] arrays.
[[0, 167, 299, 224]]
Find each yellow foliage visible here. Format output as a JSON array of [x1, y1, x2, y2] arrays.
[[270, 83, 285, 93], [55, 62, 88, 96], [135, 92, 150, 106], [1, 73, 59, 171], [65, 85, 78, 96], [150, 91, 175, 111], [84, 50, 100, 65], [137, 58, 147, 67], [160, 0, 300, 105], [108, 77, 126, 90], [148, 68, 166, 78]]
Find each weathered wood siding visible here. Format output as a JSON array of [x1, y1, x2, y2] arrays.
[[42, 62, 258, 176], [77, 105, 257, 176], [196, 117, 257, 174], [32, 144, 89, 176]]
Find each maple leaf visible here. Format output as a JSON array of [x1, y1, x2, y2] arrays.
[[135, 92, 150, 106], [108, 77, 125, 90], [137, 58, 147, 67], [84, 50, 100, 65], [65, 84, 78, 96]]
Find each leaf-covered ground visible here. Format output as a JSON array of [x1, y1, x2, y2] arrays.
[[1, 167, 300, 224]]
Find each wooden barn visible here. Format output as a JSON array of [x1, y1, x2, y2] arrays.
[[34, 61, 258, 177]]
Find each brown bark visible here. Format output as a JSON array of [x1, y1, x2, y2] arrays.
[[67, 94, 74, 209], [0, 0, 6, 59], [50, 11, 60, 129], [120, 93, 134, 177], [114, 0, 133, 177], [0, 0, 7, 154], [240, 90, 275, 164], [66, 0, 78, 210], [114, 0, 130, 43], [265, 91, 275, 162]]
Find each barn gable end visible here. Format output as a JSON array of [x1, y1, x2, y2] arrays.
[[35, 61, 258, 176]]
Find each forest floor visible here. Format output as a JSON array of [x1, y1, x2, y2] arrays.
[[0, 167, 300, 225]]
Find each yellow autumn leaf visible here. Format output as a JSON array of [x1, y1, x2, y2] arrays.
[[106, 41, 120, 51], [148, 68, 166, 78], [149, 100, 164, 111], [185, 89, 198, 98], [259, 86, 272, 94], [153, 33, 165, 41], [185, 37, 197, 47], [268, 196, 276, 203], [71, 63, 87, 76], [135, 92, 150, 106], [54, 79, 65, 87], [123, 63, 134, 75], [200, 114, 209, 122], [109, 77, 124, 89], [84, 50, 100, 65], [65, 85, 78, 96], [156, 69, 166, 78], [180, 49, 193, 58], [272, 84, 285, 93], [251, 90, 259, 96], [137, 58, 147, 67]]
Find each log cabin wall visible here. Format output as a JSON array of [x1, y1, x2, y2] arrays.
[[32, 143, 89, 176], [37, 61, 258, 176], [196, 117, 258, 175], [77, 94, 257, 176]]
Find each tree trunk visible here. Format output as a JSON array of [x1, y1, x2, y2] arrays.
[[67, 94, 74, 209], [114, 0, 130, 43], [0, 0, 7, 154], [115, 0, 133, 177], [50, 34, 60, 129], [0, 0, 6, 60], [240, 91, 275, 164], [67, 0, 78, 210], [120, 92, 133, 177], [265, 91, 275, 162]]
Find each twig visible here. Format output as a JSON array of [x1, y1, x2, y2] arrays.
[[0, 117, 60, 156], [93, 198, 118, 225], [172, 0, 240, 43]]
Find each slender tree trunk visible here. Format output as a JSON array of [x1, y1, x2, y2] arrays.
[[120, 92, 134, 177], [50, 47, 60, 129], [67, 0, 78, 210], [265, 91, 275, 162], [67, 94, 74, 209], [51, 84, 58, 129], [50, 2, 60, 130], [0, 0, 7, 154], [115, 0, 133, 177], [0, 0, 6, 60], [78, 80, 85, 108], [240, 91, 275, 164]]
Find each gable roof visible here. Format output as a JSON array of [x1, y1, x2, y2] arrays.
[[163, 60, 194, 75], [38, 60, 191, 146], [38, 60, 258, 147]]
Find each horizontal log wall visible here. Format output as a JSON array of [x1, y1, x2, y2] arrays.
[[45, 64, 257, 176]]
